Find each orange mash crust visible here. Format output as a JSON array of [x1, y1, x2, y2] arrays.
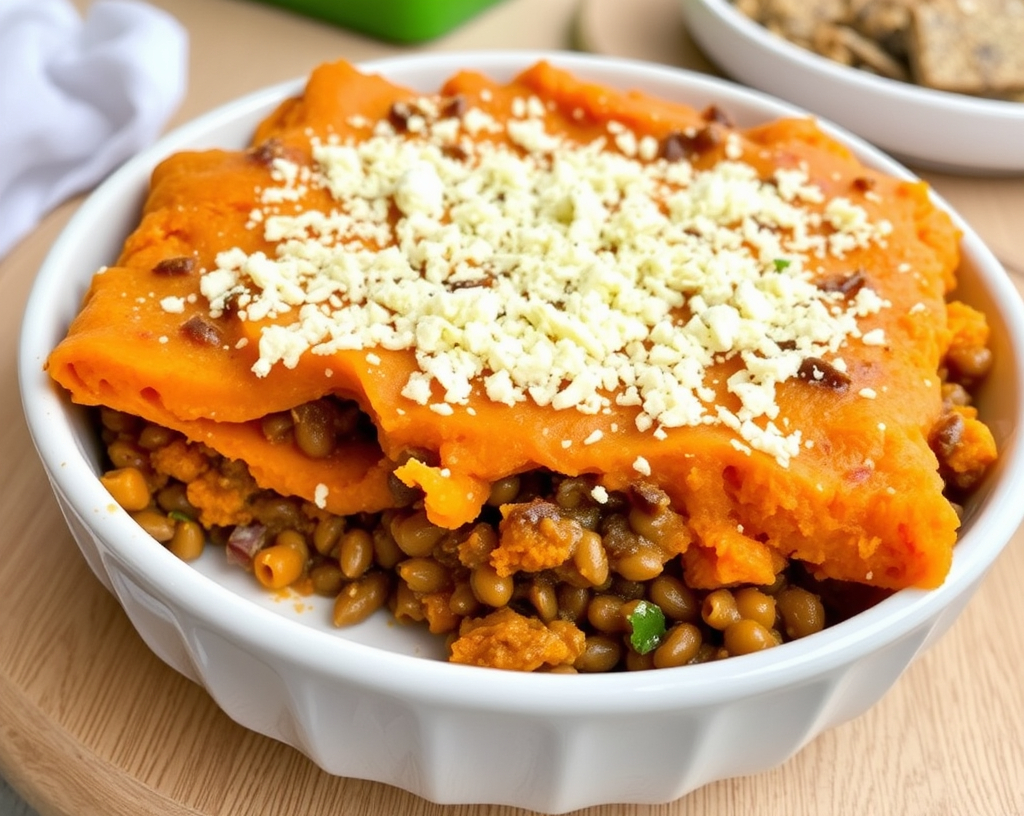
[[48, 59, 982, 592]]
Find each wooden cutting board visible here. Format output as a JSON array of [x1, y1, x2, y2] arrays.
[[1, 1, 1023, 814]]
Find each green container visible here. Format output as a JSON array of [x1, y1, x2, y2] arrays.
[[255, 0, 508, 43]]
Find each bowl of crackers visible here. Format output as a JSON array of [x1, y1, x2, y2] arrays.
[[681, 0, 1024, 173]]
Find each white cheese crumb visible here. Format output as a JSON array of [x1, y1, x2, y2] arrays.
[[313, 483, 329, 509], [583, 429, 604, 445], [859, 387, 877, 399], [159, 296, 186, 314], [402, 373, 433, 405], [561, 439, 572, 449], [730, 439, 753, 456], [430, 402, 455, 416], [614, 128, 638, 157], [638, 135, 659, 161], [633, 456, 651, 476], [590, 485, 609, 504], [158, 335, 168, 344], [724, 133, 743, 160], [366, 352, 382, 366], [394, 163, 445, 216], [861, 328, 886, 346]]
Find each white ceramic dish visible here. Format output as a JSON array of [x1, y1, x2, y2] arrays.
[[18, 51, 1024, 813], [681, 0, 1024, 174]]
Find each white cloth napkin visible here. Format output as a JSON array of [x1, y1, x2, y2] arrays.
[[0, 0, 188, 259]]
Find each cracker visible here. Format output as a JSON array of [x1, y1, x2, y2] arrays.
[[815, 23, 910, 78], [850, 0, 913, 58], [909, 0, 1024, 96], [736, 0, 846, 45]]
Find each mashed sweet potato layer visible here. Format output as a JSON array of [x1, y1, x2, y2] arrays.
[[48, 59, 993, 593]]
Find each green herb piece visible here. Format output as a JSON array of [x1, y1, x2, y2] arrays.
[[772, 258, 792, 271], [627, 600, 667, 655], [168, 510, 193, 523]]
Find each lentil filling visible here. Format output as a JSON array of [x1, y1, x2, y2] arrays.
[[50, 60, 997, 671]]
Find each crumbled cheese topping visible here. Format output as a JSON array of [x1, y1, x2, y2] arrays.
[[160, 296, 186, 314], [861, 328, 886, 346], [198, 90, 896, 466]]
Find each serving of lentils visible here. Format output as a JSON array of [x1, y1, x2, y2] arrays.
[[90, 313, 993, 672]]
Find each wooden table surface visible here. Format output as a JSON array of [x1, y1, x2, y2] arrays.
[[1, 0, 1022, 814]]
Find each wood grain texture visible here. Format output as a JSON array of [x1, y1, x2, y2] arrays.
[[1, 1, 1022, 814]]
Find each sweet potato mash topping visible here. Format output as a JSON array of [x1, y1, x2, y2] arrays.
[[48, 59, 991, 594], [203, 83, 894, 468]]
